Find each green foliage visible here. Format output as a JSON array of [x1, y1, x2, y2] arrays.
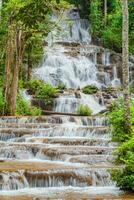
[[36, 83, 58, 106], [130, 86, 134, 94], [102, 1, 122, 52], [89, 0, 134, 54], [109, 98, 134, 191], [28, 79, 44, 94], [82, 85, 99, 95], [111, 168, 134, 191], [0, 77, 4, 88], [28, 79, 58, 106], [16, 94, 41, 116], [90, 0, 103, 39], [109, 99, 134, 142], [111, 137, 134, 191], [18, 80, 26, 89], [0, 89, 5, 115], [77, 105, 92, 116]]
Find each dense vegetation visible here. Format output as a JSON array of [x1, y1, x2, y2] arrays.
[[67, 0, 134, 53], [109, 99, 134, 191]]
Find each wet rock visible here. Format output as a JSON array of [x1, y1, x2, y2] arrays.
[[75, 91, 81, 98]]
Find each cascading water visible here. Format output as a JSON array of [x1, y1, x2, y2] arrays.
[[111, 66, 121, 87], [0, 9, 132, 200], [102, 50, 110, 66]]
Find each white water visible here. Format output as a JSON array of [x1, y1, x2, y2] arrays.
[[54, 92, 105, 114], [33, 10, 101, 89], [111, 66, 121, 87], [102, 50, 110, 66]]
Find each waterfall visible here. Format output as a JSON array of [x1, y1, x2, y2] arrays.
[[0, 9, 129, 200], [54, 92, 105, 114], [33, 10, 100, 89]]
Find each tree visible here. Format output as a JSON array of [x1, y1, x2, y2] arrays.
[[122, 0, 131, 132], [2, 0, 55, 115]]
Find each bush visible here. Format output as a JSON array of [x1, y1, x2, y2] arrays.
[[111, 137, 134, 191], [77, 105, 92, 116], [16, 94, 41, 116], [109, 98, 134, 192], [82, 85, 99, 95], [28, 79, 58, 106], [109, 99, 134, 142], [28, 79, 43, 94], [36, 83, 58, 106], [111, 167, 134, 191]]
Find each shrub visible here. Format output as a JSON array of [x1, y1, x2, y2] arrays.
[[109, 98, 134, 192], [16, 94, 41, 116], [36, 83, 58, 106], [77, 105, 92, 116], [28, 79, 58, 106], [111, 137, 134, 191], [82, 85, 99, 95], [28, 79, 43, 94], [109, 99, 134, 142]]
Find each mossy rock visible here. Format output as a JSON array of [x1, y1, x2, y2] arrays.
[[82, 85, 99, 94]]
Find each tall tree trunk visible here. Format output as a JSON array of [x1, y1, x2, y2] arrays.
[[122, 0, 131, 132], [9, 29, 23, 115], [4, 27, 14, 114], [104, 0, 107, 26]]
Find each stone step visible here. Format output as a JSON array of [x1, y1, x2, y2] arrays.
[[0, 123, 108, 129], [0, 187, 132, 200], [25, 137, 116, 147], [38, 146, 115, 159], [0, 142, 116, 162], [0, 160, 118, 175], [0, 160, 118, 189], [0, 115, 108, 126], [67, 155, 115, 165], [0, 126, 110, 141]]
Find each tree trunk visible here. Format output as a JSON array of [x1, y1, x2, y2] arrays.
[[9, 29, 23, 115], [122, 0, 131, 132], [4, 27, 14, 114], [104, 0, 107, 26], [27, 53, 32, 81]]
